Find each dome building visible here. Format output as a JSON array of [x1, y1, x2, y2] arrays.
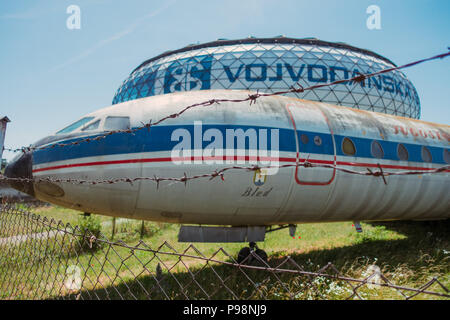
[[112, 37, 420, 119]]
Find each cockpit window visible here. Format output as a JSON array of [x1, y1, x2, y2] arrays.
[[81, 120, 100, 131], [57, 117, 95, 134], [104, 116, 130, 131]]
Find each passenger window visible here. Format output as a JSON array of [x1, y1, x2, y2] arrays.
[[371, 141, 384, 159], [314, 135, 322, 146], [421, 146, 432, 163], [300, 134, 309, 145], [342, 137, 356, 156], [81, 120, 100, 131], [443, 149, 449, 164], [104, 116, 130, 131], [397, 144, 409, 161]]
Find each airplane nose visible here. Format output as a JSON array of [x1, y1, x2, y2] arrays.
[[4, 152, 35, 197]]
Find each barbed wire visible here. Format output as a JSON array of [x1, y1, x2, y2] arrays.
[[1, 162, 448, 187], [0, 205, 448, 300], [4, 50, 449, 154]]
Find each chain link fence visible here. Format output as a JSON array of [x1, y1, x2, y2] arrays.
[[0, 204, 448, 300]]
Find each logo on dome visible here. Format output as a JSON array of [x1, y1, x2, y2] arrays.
[[164, 55, 212, 93]]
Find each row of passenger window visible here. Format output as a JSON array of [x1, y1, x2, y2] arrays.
[[342, 137, 450, 164], [300, 133, 450, 164], [341, 137, 448, 163]]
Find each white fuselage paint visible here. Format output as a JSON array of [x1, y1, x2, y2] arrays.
[[32, 90, 450, 226]]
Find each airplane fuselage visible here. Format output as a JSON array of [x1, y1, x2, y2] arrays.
[[6, 90, 450, 226]]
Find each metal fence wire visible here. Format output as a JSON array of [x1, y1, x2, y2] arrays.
[[0, 204, 448, 300]]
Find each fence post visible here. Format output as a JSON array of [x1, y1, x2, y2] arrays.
[[111, 217, 116, 240], [140, 220, 145, 239]]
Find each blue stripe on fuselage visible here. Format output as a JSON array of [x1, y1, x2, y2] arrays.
[[32, 124, 449, 165]]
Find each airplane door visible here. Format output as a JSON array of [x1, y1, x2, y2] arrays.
[[286, 103, 336, 185]]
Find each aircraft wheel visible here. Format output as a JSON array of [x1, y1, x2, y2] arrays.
[[254, 249, 268, 263], [237, 247, 251, 264]]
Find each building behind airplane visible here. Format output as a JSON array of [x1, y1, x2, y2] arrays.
[[113, 36, 421, 119]]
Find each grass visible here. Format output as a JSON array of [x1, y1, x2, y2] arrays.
[[0, 204, 449, 300], [27, 205, 411, 256]]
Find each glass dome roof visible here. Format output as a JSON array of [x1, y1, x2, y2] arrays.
[[112, 37, 420, 119]]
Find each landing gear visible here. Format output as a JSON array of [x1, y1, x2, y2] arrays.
[[237, 242, 268, 265]]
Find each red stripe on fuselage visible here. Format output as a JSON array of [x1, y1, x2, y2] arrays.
[[32, 156, 446, 173]]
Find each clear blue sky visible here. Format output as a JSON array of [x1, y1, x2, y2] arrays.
[[1, 0, 449, 161]]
